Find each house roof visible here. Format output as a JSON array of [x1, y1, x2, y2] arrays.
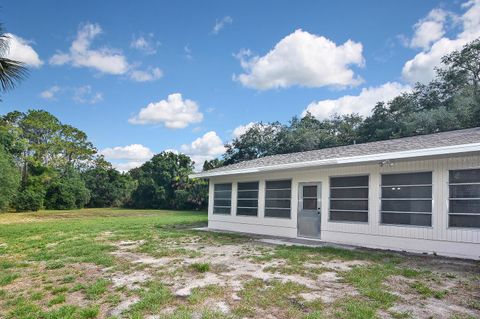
[[190, 127, 480, 178]]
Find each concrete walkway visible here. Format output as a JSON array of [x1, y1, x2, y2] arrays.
[[193, 227, 356, 250]]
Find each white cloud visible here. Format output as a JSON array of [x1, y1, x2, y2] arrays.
[[50, 23, 129, 75], [111, 161, 145, 172], [303, 82, 411, 120], [232, 122, 256, 138], [129, 67, 163, 82], [180, 131, 226, 171], [101, 144, 154, 161], [73, 85, 103, 104], [212, 16, 233, 34], [5, 33, 43, 67], [129, 93, 204, 129], [184, 45, 193, 60], [100, 144, 154, 172], [130, 34, 159, 55], [410, 9, 448, 50], [50, 23, 163, 82], [234, 29, 365, 90], [402, 0, 480, 84], [40, 85, 60, 100]]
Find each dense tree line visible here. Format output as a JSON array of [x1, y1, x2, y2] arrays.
[[0, 112, 208, 212], [205, 39, 480, 167]]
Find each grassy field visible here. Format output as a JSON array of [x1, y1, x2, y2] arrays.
[[0, 208, 478, 319]]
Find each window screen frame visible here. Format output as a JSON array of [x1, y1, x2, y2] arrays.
[[448, 167, 480, 229], [212, 183, 232, 215], [379, 171, 433, 228], [264, 179, 292, 219], [236, 181, 259, 217], [328, 174, 370, 224]]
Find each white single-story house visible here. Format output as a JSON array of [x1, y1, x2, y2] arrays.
[[191, 128, 480, 260]]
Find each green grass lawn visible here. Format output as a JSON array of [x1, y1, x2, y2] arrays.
[[0, 208, 478, 319]]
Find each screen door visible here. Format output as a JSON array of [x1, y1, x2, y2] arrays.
[[297, 182, 321, 238]]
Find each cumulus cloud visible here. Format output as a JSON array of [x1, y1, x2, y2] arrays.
[[402, 0, 480, 84], [50, 23, 162, 81], [180, 131, 226, 171], [100, 144, 154, 172], [129, 67, 163, 82], [5, 33, 43, 67], [410, 9, 448, 50], [111, 161, 145, 172], [234, 29, 365, 90], [73, 85, 103, 104], [50, 23, 129, 74], [232, 122, 256, 138], [40, 86, 60, 100], [129, 93, 204, 129], [212, 16, 233, 34], [303, 82, 411, 120], [130, 34, 159, 55], [101, 144, 154, 161]]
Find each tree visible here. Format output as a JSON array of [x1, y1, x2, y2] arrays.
[[0, 110, 98, 211], [0, 146, 20, 210], [0, 25, 28, 98], [82, 158, 135, 207], [203, 158, 224, 171], [127, 152, 207, 210], [44, 167, 90, 210], [224, 122, 282, 165]]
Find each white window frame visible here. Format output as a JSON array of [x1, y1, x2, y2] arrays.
[[379, 171, 433, 227]]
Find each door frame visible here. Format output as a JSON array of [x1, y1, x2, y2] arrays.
[[297, 181, 322, 239]]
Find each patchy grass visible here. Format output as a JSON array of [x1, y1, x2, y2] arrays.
[[84, 279, 109, 300], [188, 284, 226, 304], [0, 272, 20, 286], [264, 264, 329, 279], [234, 278, 312, 317], [0, 208, 478, 319], [126, 282, 172, 317], [410, 281, 449, 299], [190, 262, 211, 273]]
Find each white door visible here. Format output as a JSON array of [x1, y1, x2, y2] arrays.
[[297, 182, 322, 238]]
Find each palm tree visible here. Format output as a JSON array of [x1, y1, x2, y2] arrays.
[[0, 24, 27, 95]]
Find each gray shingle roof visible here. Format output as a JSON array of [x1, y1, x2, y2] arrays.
[[192, 127, 480, 178]]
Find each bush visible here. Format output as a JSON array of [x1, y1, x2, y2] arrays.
[[15, 187, 44, 212], [45, 168, 90, 210]]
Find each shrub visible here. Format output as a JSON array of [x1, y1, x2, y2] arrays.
[[45, 168, 90, 210], [15, 187, 44, 212]]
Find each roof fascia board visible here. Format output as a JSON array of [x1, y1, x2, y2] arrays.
[[190, 142, 480, 179]]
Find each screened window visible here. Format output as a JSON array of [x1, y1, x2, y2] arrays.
[[213, 183, 231, 215], [265, 180, 291, 218], [381, 172, 432, 226], [449, 169, 480, 228], [330, 175, 369, 222], [237, 182, 259, 216]]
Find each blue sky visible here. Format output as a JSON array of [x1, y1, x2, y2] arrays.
[[2, 0, 479, 170]]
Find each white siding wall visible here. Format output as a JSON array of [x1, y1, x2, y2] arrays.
[[207, 154, 480, 259]]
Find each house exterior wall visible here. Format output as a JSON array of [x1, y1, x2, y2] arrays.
[[207, 154, 480, 260]]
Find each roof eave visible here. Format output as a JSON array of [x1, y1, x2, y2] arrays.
[[189, 142, 480, 179]]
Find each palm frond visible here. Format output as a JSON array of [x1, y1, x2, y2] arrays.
[[0, 24, 9, 57], [0, 58, 28, 92]]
